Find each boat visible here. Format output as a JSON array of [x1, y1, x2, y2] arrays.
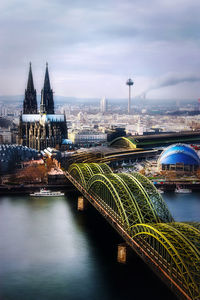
[[158, 189, 164, 194], [30, 188, 64, 197], [175, 186, 192, 194]]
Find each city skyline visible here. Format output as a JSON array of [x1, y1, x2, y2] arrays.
[[1, 0, 200, 100]]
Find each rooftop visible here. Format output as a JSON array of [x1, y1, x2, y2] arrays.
[[22, 114, 65, 123], [159, 144, 200, 166]]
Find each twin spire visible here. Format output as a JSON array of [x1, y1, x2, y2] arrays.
[[43, 63, 51, 91], [27, 62, 34, 92], [23, 63, 54, 115]]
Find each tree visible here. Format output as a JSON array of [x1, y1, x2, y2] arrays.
[[46, 158, 55, 172], [139, 168, 145, 175], [196, 168, 200, 179], [16, 164, 47, 184]]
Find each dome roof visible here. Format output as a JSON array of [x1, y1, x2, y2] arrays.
[[62, 139, 72, 145], [159, 144, 200, 166]]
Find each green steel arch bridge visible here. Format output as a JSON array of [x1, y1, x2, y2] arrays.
[[64, 163, 200, 300]]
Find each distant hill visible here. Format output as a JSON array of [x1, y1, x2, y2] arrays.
[[0, 95, 197, 107], [0, 95, 22, 104]]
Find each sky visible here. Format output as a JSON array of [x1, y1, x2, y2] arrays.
[[0, 0, 200, 100]]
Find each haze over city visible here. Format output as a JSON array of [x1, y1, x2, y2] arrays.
[[1, 0, 200, 100]]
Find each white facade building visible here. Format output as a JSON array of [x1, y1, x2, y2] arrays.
[[69, 130, 107, 146], [100, 97, 107, 113]]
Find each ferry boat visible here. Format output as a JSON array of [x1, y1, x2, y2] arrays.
[[30, 188, 64, 197], [158, 189, 164, 194], [175, 186, 192, 194]]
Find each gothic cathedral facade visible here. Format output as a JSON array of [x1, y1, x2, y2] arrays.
[[18, 63, 68, 151]]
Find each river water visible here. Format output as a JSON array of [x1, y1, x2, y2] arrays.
[[0, 191, 199, 300]]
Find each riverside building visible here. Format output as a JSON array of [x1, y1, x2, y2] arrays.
[[158, 144, 200, 174]]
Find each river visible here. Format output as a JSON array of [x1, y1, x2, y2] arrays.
[[0, 191, 199, 300]]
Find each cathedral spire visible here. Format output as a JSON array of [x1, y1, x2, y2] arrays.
[[40, 63, 54, 114], [27, 62, 34, 91], [23, 62, 37, 114], [44, 62, 51, 91]]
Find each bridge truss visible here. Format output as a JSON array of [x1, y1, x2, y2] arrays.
[[65, 163, 200, 300]]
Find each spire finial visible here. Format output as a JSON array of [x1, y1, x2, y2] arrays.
[[40, 62, 54, 114], [27, 62, 34, 91], [23, 63, 37, 114]]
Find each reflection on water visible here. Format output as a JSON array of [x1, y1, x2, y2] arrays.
[[163, 192, 200, 222], [0, 191, 197, 300]]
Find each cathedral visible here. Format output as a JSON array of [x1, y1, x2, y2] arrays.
[[18, 63, 68, 151]]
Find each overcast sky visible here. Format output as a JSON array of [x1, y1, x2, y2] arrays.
[[1, 0, 200, 100]]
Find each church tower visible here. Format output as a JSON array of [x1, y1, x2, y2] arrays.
[[40, 63, 54, 114], [19, 63, 67, 150], [23, 63, 37, 114]]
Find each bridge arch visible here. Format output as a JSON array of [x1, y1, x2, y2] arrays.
[[131, 172, 174, 223], [67, 162, 200, 299], [109, 136, 137, 148], [87, 173, 132, 227], [131, 223, 200, 299], [87, 172, 173, 229], [68, 163, 89, 187], [68, 163, 112, 188]]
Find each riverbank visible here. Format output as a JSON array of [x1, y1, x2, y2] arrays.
[[0, 182, 75, 195], [2, 181, 200, 195], [154, 182, 200, 191]]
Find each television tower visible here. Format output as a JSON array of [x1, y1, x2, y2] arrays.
[[126, 78, 134, 114]]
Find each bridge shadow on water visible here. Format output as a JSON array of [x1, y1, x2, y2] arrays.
[[66, 192, 178, 300]]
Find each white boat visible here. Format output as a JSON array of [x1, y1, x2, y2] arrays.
[[30, 188, 64, 197], [175, 187, 192, 194], [158, 189, 164, 194]]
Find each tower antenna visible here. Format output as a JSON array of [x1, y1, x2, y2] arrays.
[[126, 78, 134, 114]]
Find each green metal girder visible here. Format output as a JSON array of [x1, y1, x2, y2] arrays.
[[87, 174, 130, 228], [68, 163, 200, 300], [118, 173, 160, 223], [68, 163, 91, 188], [132, 172, 174, 223], [88, 163, 102, 174], [68, 163, 113, 188], [87, 172, 173, 228], [69, 164, 173, 226], [110, 136, 137, 148], [110, 136, 200, 148], [131, 223, 200, 300], [184, 222, 200, 232], [97, 163, 112, 174], [170, 223, 200, 255], [68, 164, 87, 187]]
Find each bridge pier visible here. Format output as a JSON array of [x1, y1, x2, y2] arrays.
[[77, 195, 87, 211], [117, 243, 127, 263]]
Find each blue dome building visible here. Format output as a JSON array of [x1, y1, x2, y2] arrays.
[[158, 144, 200, 173]]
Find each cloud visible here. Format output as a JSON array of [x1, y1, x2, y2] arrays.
[[0, 0, 200, 99]]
